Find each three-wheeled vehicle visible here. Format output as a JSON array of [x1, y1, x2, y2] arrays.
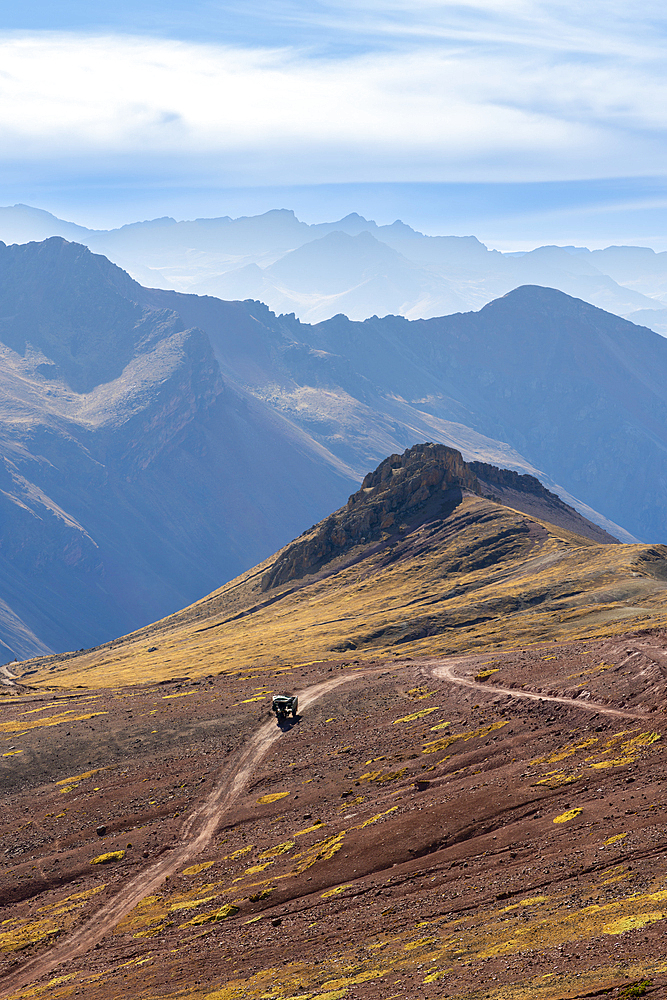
[[272, 693, 298, 720]]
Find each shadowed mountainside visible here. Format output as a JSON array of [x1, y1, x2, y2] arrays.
[[3, 238, 667, 661], [0, 239, 355, 663], [140, 282, 667, 544]]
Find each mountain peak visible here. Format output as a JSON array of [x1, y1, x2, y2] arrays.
[[260, 443, 613, 592]]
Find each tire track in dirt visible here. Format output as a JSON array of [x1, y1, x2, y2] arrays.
[[429, 658, 650, 720], [0, 673, 355, 997], [0, 666, 18, 688]]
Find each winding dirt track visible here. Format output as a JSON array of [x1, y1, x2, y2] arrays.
[[0, 666, 17, 688], [1, 658, 650, 996], [0, 674, 354, 997], [430, 658, 649, 720]]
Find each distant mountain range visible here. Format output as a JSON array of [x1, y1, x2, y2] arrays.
[[2, 237, 667, 663], [2, 204, 667, 330]]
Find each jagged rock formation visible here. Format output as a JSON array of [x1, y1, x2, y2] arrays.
[[261, 444, 616, 591]]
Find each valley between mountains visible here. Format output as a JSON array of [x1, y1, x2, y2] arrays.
[[2, 445, 667, 1000]]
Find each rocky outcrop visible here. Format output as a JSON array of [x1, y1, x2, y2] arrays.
[[262, 444, 480, 589], [261, 443, 620, 591]]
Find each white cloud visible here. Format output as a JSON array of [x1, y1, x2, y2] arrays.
[[0, 23, 665, 183]]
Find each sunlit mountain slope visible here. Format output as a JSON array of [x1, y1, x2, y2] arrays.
[[21, 444, 667, 690]]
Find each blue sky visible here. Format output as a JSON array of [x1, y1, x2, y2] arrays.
[[2, 2, 667, 246]]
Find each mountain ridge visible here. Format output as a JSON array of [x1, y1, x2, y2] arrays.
[[0, 239, 357, 662], [138, 279, 667, 543], [2, 204, 667, 327]]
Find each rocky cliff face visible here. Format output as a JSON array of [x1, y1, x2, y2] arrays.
[[262, 443, 479, 589], [260, 443, 609, 591]]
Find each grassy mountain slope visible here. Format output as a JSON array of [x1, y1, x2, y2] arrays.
[[20, 444, 667, 690]]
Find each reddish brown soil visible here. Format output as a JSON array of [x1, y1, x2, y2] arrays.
[[1, 633, 667, 1000]]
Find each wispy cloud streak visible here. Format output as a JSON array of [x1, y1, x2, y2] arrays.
[[0, 0, 666, 184]]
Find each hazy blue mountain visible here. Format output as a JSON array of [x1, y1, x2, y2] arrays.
[[0, 204, 100, 245], [623, 307, 667, 335], [140, 280, 666, 545], [0, 205, 665, 328], [192, 231, 472, 323], [590, 245, 667, 295], [0, 238, 356, 663]]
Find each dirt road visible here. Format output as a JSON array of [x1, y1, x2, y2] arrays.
[[430, 658, 649, 720], [0, 673, 354, 996], [0, 665, 17, 688]]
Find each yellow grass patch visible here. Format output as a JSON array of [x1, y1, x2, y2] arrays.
[[359, 768, 407, 783], [244, 863, 273, 875], [321, 884, 352, 898], [553, 808, 583, 824], [295, 821, 326, 836], [603, 912, 664, 935], [530, 737, 598, 766], [533, 772, 581, 788], [404, 936, 437, 950], [39, 884, 106, 915], [258, 840, 295, 859], [355, 806, 398, 828], [0, 918, 61, 953], [393, 707, 440, 723], [91, 850, 125, 864], [257, 791, 290, 804], [56, 767, 111, 786], [169, 897, 216, 912], [182, 861, 215, 876], [179, 903, 239, 927], [423, 719, 508, 755], [430, 720, 451, 731], [228, 846, 253, 859], [0, 710, 108, 733]]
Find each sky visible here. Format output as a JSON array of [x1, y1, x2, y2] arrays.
[[2, 1, 667, 246]]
